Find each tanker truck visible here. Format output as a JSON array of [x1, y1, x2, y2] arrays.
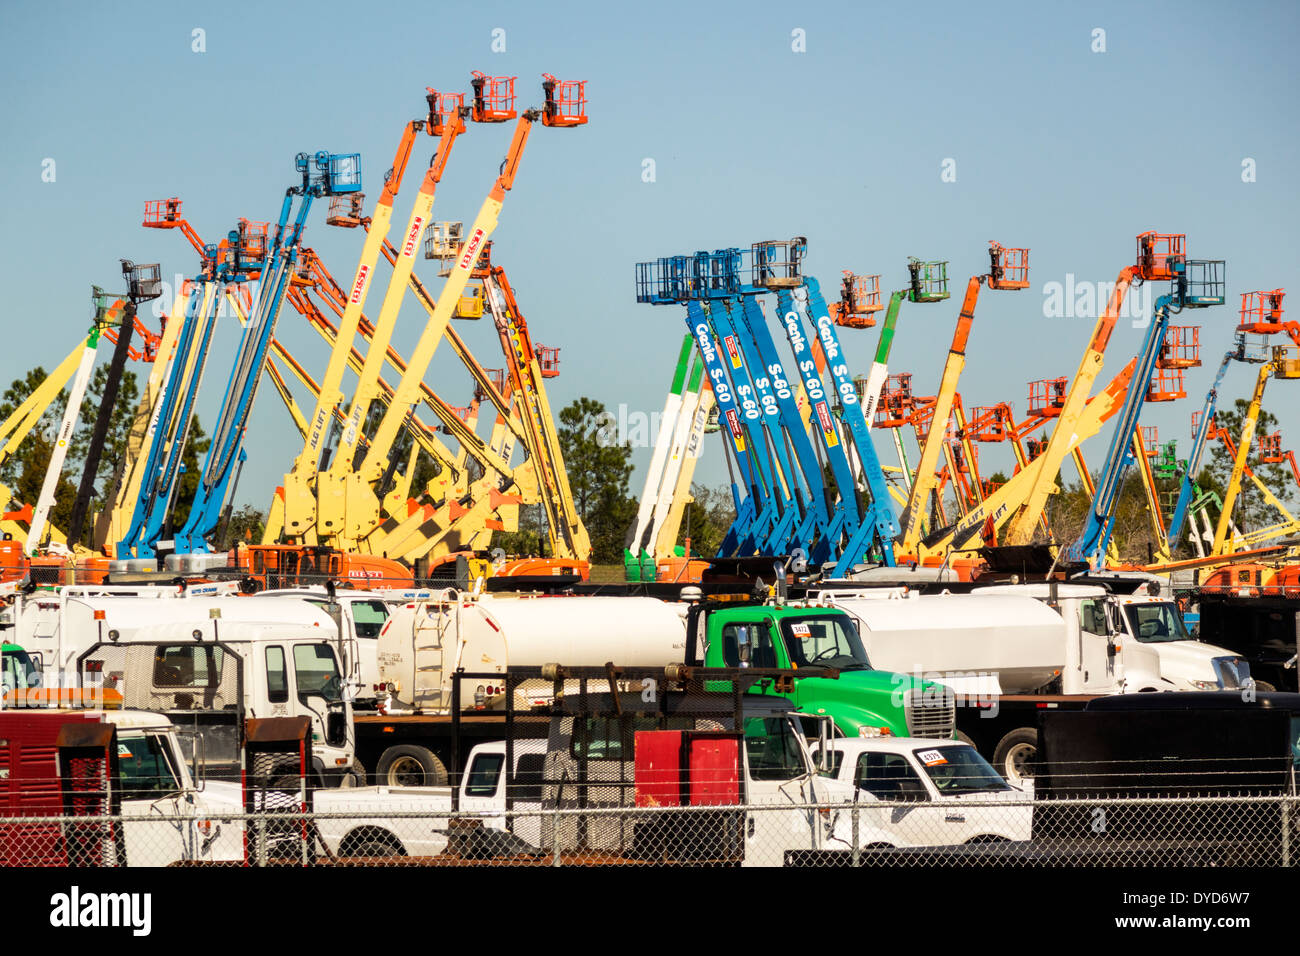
[[366, 590, 954, 787], [811, 583, 1250, 784]]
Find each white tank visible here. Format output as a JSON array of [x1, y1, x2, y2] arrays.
[[818, 591, 1068, 696], [378, 594, 689, 713]]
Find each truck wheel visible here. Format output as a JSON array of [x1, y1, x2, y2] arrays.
[[1254, 680, 1276, 692], [339, 827, 406, 860], [955, 730, 977, 747], [992, 728, 1038, 785], [377, 745, 448, 787], [342, 756, 369, 788]]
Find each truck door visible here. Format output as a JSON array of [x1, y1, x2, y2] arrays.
[[1077, 599, 1119, 692], [741, 715, 817, 865], [116, 730, 194, 866], [852, 750, 942, 847], [289, 642, 352, 771]]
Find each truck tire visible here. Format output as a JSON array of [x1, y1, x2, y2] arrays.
[[377, 745, 448, 787], [342, 756, 369, 788], [339, 827, 406, 859], [955, 730, 977, 747], [992, 728, 1038, 785], [1254, 680, 1276, 692]]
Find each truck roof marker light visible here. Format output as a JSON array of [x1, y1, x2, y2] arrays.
[[93, 609, 106, 620]]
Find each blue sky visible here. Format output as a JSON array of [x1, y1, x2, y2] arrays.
[[2, 0, 1297, 518]]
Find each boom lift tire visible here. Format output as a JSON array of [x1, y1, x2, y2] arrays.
[[992, 727, 1038, 785], [377, 744, 448, 787]]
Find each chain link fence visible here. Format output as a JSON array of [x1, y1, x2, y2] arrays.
[[2, 792, 1296, 867]]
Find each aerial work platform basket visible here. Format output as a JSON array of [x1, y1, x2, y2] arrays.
[[1192, 410, 1214, 437], [907, 257, 949, 302], [1152, 440, 1180, 479], [424, 221, 464, 260], [1258, 431, 1284, 463], [427, 90, 466, 135], [454, 287, 485, 319], [1157, 325, 1201, 369], [1147, 365, 1186, 402], [836, 272, 883, 328], [967, 405, 1010, 442], [1027, 377, 1067, 417], [142, 198, 184, 228], [122, 261, 162, 303], [535, 346, 561, 378], [542, 74, 588, 127], [326, 194, 365, 228], [1135, 232, 1186, 281], [1141, 426, 1160, 459], [751, 239, 806, 289], [1273, 345, 1300, 380], [1181, 259, 1225, 307], [874, 373, 914, 428], [471, 73, 516, 123], [987, 242, 1030, 290], [1238, 289, 1287, 334]]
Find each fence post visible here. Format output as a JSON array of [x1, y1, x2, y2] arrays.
[[551, 805, 562, 867], [1282, 795, 1291, 868], [850, 794, 861, 867]]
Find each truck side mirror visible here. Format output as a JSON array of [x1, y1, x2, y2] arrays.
[[736, 627, 751, 666]]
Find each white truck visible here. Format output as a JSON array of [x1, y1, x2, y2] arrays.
[[812, 582, 1251, 783], [973, 580, 1253, 693], [70, 597, 360, 787], [0, 707, 465, 865], [809, 736, 1031, 846], [0, 586, 340, 681]]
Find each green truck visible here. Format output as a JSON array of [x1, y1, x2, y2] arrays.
[[687, 599, 956, 740]]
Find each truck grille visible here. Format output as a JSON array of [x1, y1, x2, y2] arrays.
[[904, 687, 956, 739]]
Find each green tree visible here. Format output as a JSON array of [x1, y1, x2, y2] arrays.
[[676, 483, 735, 557], [221, 504, 266, 548], [1205, 400, 1296, 532], [492, 502, 546, 557], [557, 397, 637, 564]]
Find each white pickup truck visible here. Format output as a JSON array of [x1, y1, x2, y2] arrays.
[[809, 737, 1032, 847], [0, 708, 464, 865]]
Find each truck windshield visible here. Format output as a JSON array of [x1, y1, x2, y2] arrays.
[[1124, 602, 1191, 644], [913, 746, 1012, 794], [779, 615, 871, 671]]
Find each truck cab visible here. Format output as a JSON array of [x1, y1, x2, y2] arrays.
[[78, 607, 357, 787], [810, 736, 1032, 846], [254, 586, 418, 697], [0, 708, 243, 866], [691, 602, 956, 739], [975, 580, 1251, 693]]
